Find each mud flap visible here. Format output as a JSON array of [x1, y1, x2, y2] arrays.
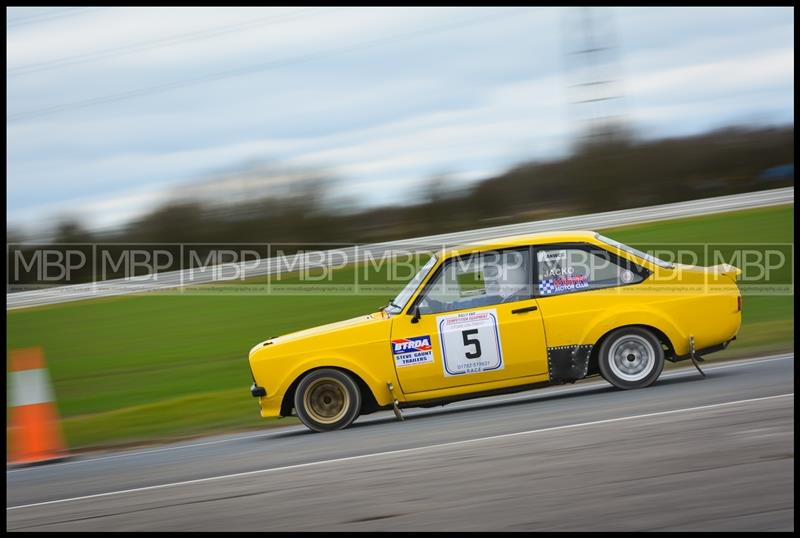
[[548, 344, 593, 383], [689, 335, 706, 378], [387, 382, 404, 421]]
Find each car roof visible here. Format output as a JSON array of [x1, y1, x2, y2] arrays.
[[446, 230, 600, 257]]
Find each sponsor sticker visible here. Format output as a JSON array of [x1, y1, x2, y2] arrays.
[[537, 249, 567, 263], [538, 249, 573, 279], [437, 309, 504, 376], [539, 274, 589, 295], [543, 265, 575, 277], [391, 335, 434, 367]]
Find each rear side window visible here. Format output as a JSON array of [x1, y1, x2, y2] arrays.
[[535, 245, 649, 296]]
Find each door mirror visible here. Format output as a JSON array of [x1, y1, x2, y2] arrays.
[[410, 305, 421, 324]]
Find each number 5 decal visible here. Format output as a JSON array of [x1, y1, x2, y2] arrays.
[[437, 310, 503, 377], [462, 329, 482, 359]]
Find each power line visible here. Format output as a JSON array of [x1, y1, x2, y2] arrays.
[[562, 7, 628, 144], [7, 7, 99, 28], [8, 8, 337, 77], [7, 9, 529, 124]]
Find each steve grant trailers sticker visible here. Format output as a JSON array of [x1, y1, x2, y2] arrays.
[[391, 335, 434, 367], [437, 309, 504, 377]]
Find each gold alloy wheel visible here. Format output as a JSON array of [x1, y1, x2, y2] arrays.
[[302, 377, 350, 424]]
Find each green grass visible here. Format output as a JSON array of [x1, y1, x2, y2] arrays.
[[61, 389, 299, 449], [7, 204, 793, 450]]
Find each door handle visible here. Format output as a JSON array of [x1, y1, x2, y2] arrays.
[[511, 305, 538, 314]]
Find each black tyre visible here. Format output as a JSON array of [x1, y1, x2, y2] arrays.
[[294, 369, 362, 432], [598, 327, 664, 390]]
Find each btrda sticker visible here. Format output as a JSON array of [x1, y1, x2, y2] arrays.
[[391, 335, 434, 367]]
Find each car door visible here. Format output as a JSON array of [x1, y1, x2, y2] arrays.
[[390, 247, 549, 395]]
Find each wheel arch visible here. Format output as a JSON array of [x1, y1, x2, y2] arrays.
[[280, 366, 382, 417], [588, 323, 675, 376]]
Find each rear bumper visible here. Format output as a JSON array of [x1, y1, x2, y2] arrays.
[[668, 337, 735, 363]]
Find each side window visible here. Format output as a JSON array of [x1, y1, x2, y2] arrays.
[[536, 245, 648, 296], [417, 248, 532, 315]]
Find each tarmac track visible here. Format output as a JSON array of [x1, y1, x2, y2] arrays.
[[6, 354, 794, 531]]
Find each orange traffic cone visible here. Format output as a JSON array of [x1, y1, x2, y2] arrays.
[[8, 347, 68, 465]]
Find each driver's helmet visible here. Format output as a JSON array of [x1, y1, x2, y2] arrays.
[[483, 253, 529, 298]]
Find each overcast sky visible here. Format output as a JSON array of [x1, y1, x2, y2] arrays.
[[6, 7, 794, 233]]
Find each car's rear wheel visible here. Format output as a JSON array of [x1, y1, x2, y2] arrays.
[[598, 327, 664, 389], [294, 369, 362, 432]]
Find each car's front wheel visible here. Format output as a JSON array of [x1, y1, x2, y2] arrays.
[[294, 369, 362, 432], [598, 327, 664, 389]]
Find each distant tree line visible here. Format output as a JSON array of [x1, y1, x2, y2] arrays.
[[7, 124, 794, 287]]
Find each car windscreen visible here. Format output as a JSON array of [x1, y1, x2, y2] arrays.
[[386, 254, 438, 314]]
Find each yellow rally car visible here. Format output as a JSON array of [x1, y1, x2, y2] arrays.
[[248, 231, 742, 432]]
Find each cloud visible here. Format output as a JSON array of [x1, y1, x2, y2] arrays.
[[6, 7, 794, 233], [627, 48, 793, 98]]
